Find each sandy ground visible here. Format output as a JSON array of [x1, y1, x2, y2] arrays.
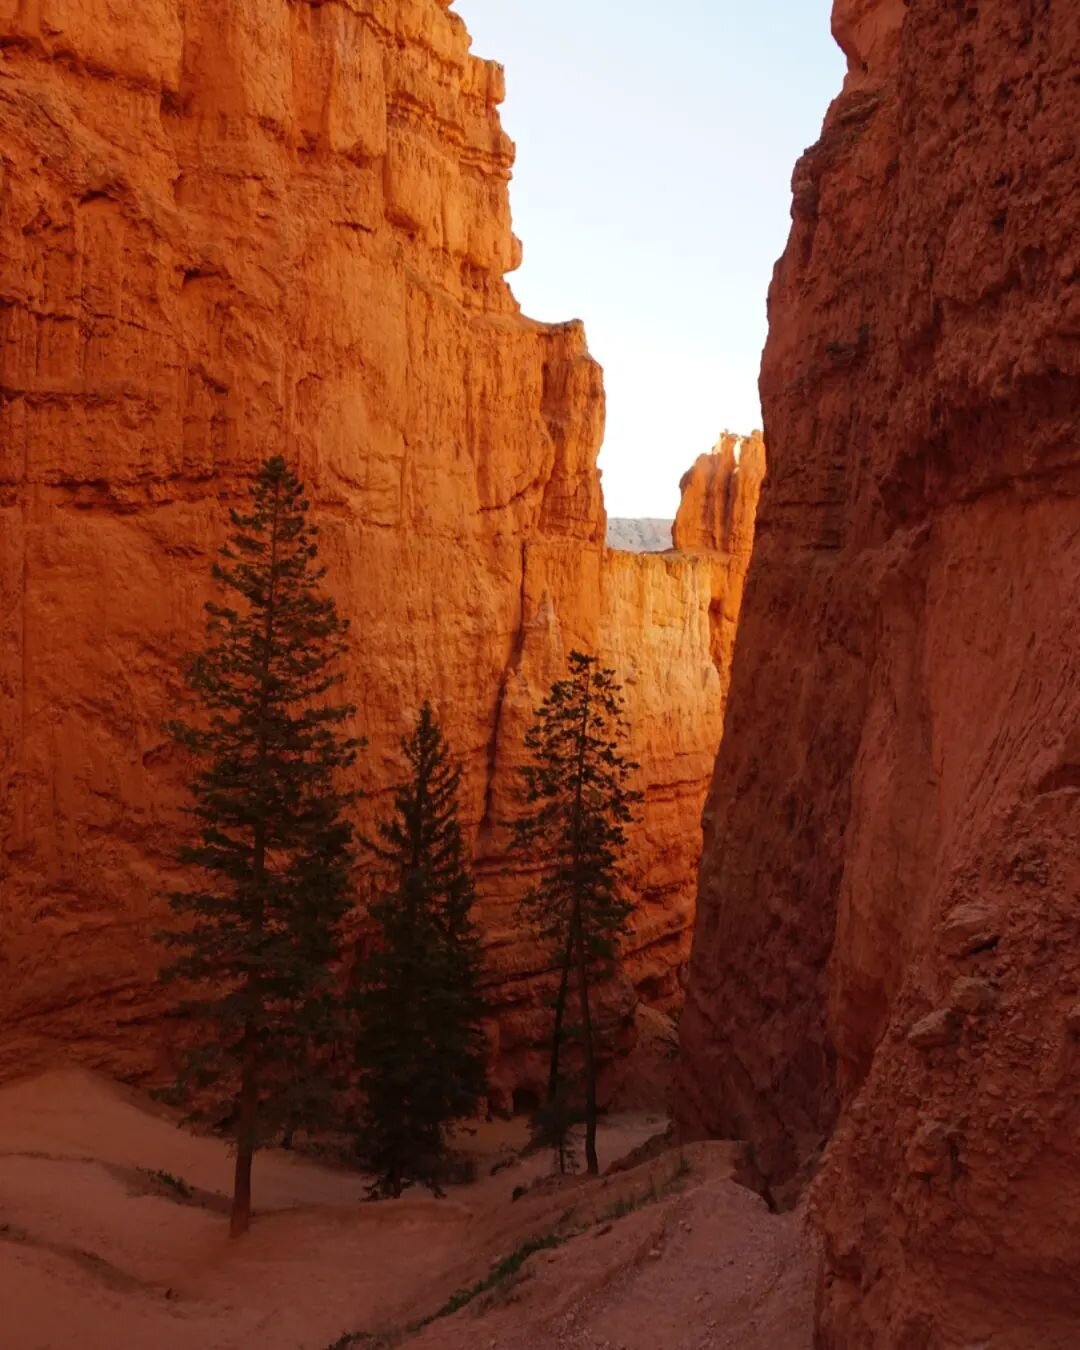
[[0, 1070, 814, 1349]]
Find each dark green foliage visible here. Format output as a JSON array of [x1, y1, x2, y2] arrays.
[[515, 651, 642, 1175], [160, 456, 359, 1235], [529, 1076, 585, 1176], [143, 1169, 193, 1200], [352, 703, 487, 1198]]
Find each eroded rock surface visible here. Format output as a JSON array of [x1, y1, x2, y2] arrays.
[[679, 1, 1080, 1344], [672, 430, 766, 676], [672, 431, 765, 559], [0, 0, 755, 1103]]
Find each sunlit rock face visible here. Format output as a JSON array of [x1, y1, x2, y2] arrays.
[[673, 431, 765, 559], [678, 0, 1080, 1343], [672, 431, 766, 673], [0, 0, 760, 1103]]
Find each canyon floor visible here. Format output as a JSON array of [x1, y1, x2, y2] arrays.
[[0, 1070, 813, 1349]]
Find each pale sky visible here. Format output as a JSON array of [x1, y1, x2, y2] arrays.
[[455, 1, 846, 518]]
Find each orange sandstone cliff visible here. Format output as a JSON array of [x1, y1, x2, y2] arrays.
[[678, 0, 1080, 1345], [0, 0, 754, 1102], [673, 430, 766, 672], [673, 431, 765, 559]]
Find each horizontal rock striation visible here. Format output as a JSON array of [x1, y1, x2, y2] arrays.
[[678, 0, 1080, 1343], [0, 0, 758, 1104]]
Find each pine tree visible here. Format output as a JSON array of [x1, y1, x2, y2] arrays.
[[515, 651, 642, 1175], [160, 456, 359, 1237], [353, 702, 487, 1198]]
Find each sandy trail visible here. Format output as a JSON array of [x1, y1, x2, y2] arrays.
[[0, 1069, 813, 1349]]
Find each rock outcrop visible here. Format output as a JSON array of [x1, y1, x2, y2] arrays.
[[0, 0, 757, 1103], [679, 1, 1080, 1345], [672, 430, 766, 676], [672, 430, 765, 559]]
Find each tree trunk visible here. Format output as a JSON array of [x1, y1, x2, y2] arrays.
[[231, 474, 278, 1235], [547, 931, 574, 1174], [546, 931, 574, 1106], [572, 910, 599, 1176], [572, 665, 599, 1174], [231, 1022, 258, 1236]]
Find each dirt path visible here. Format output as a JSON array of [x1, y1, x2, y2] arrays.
[[0, 1069, 813, 1348]]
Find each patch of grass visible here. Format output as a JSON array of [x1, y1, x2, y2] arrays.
[[427, 1231, 566, 1323], [596, 1152, 692, 1225], [324, 1231, 570, 1350], [322, 1334, 383, 1350], [671, 1151, 692, 1183], [598, 1187, 654, 1222], [324, 1154, 696, 1348], [144, 1168, 193, 1200]]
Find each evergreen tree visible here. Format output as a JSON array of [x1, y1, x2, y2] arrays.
[[515, 651, 642, 1175], [353, 702, 487, 1198], [160, 456, 359, 1237]]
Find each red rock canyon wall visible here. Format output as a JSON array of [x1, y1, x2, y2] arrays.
[[673, 430, 766, 673], [678, 0, 1080, 1344], [0, 0, 759, 1104]]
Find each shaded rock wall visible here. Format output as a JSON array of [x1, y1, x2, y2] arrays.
[[0, 0, 753, 1102], [678, 0, 1080, 1344]]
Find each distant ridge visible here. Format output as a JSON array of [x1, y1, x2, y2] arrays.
[[606, 518, 673, 553]]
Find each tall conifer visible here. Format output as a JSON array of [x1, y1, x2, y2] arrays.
[[353, 703, 487, 1197], [515, 651, 641, 1175], [160, 456, 359, 1236]]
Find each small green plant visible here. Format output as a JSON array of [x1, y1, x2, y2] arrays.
[[323, 1156, 694, 1348], [145, 1168, 193, 1200], [595, 1154, 693, 1225], [598, 1188, 649, 1223], [324, 1231, 569, 1350], [430, 1232, 567, 1321], [322, 1334, 377, 1350]]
